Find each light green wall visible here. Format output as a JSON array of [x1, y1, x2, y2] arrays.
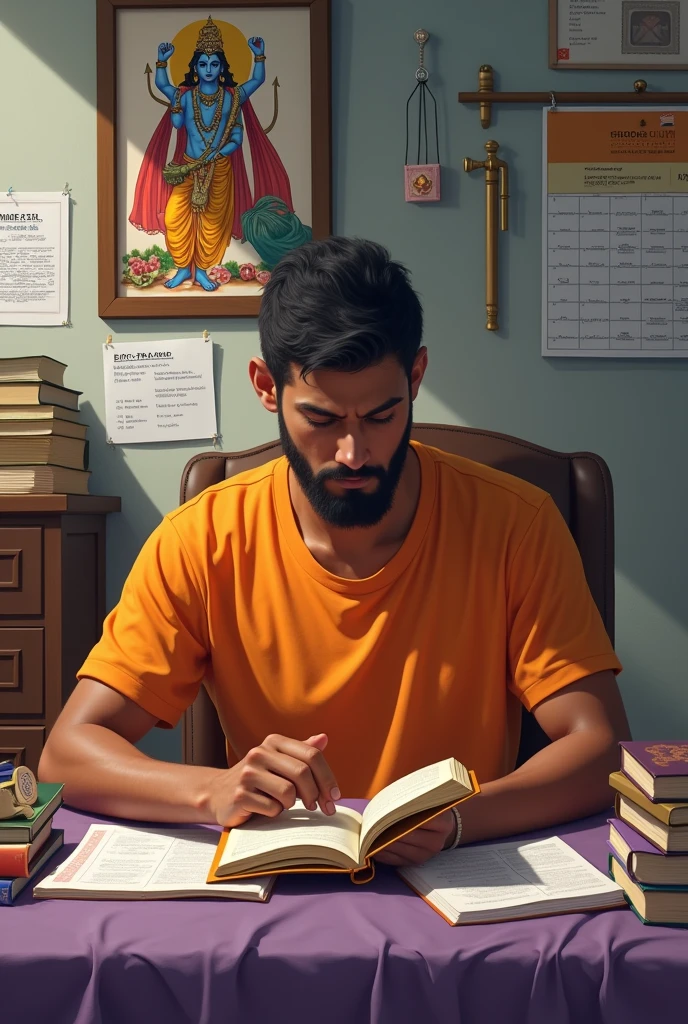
[[2, 1, 686, 763]]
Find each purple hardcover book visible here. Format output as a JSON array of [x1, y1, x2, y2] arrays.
[[608, 817, 688, 887], [619, 741, 688, 802]]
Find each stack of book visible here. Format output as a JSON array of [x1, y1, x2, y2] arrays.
[[0, 355, 89, 494], [608, 740, 688, 927], [0, 763, 64, 906]]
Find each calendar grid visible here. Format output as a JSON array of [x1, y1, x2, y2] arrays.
[[547, 193, 688, 354]]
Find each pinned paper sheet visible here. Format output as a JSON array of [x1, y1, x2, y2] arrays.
[[103, 336, 217, 444], [0, 191, 70, 326]]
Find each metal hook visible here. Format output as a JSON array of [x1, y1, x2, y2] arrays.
[[62, 183, 72, 196], [549, 92, 557, 112], [6, 186, 13, 196], [414, 28, 429, 83]]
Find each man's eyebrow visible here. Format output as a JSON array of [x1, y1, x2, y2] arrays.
[[295, 396, 404, 419]]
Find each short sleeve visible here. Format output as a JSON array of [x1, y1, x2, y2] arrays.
[[507, 495, 622, 711], [77, 517, 209, 728]]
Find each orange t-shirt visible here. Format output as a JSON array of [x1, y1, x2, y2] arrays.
[[78, 441, 621, 797]]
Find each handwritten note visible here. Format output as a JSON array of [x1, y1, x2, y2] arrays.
[[103, 337, 217, 444]]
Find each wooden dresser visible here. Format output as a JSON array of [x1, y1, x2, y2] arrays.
[[0, 494, 121, 774]]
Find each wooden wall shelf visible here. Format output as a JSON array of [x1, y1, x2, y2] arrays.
[[458, 66, 688, 128]]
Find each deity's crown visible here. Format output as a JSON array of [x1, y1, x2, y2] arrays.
[[196, 16, 223, 55]]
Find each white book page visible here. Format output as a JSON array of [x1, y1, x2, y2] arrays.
[[35, 825, 269, 897], [359, 759, 454, 851], [220, 801, 362, 868], [400, 836, 622, 914]]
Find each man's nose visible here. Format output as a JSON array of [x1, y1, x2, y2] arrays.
[[335, 431, 369, 471]]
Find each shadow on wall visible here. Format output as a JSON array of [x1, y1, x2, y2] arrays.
[[79, 336, 228, 763], [80, 338, 225, 588], [421, 306, 688, 637], [3, 2, 96, 104], [9, 0, 686, 746], [79, 380, 227, 764]]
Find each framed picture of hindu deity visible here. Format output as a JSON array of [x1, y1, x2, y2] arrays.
[[550, 0, 688, 69], [96, 0, 331, 317]]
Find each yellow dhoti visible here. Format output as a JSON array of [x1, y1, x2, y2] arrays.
[[164, 155, 234, 272]]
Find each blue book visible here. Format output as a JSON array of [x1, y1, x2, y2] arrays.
[[608, 853, 688, 928], [0, 760, 15, 784], [0, 830, 64, 906]]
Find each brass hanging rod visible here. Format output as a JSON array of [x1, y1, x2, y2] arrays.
[[458, 66, 688, 128]]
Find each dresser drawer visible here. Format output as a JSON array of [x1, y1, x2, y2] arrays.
[[0, 628, 44, 715], [0, 726, 45, 776], [0, 527, 43, 616]]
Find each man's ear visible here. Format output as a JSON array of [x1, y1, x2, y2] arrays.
[[249, 357, 279, 413], [409, 347, 428, 402]]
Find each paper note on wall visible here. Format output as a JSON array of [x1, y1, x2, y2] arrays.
[[103, 337, 217, 444], [0, 191, 70, 326]]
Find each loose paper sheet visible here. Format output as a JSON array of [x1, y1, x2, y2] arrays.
[[0, 192, 69, 326], [34, 823, 273, 899], [103, 336, 217, 444], [400, 835, 624, 920]]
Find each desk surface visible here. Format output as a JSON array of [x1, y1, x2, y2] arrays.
[[2, 803, 687, 1024]]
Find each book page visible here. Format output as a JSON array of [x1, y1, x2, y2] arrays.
[[35, 825, 270, 898], [400, 836, 622, 917], [359, 759, 455, 852], [219, 802, 363, 871]]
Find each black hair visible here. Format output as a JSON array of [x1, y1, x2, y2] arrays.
[[258, 237, 424, 392], [181, 49, 237, 88]]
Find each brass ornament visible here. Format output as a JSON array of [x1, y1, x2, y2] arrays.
[[463, 141, 509, 331]]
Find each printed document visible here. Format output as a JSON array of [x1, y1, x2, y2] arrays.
[[103, 336, 217, 443]]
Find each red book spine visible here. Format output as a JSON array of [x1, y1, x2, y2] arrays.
[[0, 845, 30, 877]]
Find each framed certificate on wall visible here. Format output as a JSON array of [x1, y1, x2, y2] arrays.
[[550, 0, 688, 69]]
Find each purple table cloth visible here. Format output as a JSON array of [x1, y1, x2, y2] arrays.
[[1, 802, 687, 1024]]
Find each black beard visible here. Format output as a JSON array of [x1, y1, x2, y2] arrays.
[[278, 405, 413, 529]]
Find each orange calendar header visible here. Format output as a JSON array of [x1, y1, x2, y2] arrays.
[[547, 110, 688, 164]]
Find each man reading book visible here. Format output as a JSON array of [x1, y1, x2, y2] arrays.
[[39, 237, 630, 867]]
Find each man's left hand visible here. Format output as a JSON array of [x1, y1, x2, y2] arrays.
[[373, 810, 455, 866]]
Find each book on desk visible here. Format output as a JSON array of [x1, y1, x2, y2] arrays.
[[0, 776, 65, 906], [607, 741, 688, 927], [28, 757, 624, 925]]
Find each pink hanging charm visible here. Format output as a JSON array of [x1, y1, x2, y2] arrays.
[[404, 30, 441, 203], [405, 164, 441, 203]]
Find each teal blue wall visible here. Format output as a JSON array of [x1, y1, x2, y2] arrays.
[[1, 1, 686, 763]]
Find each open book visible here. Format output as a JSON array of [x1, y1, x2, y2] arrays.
[[208, 757, 478, 885], [398, 835, 626, 925], [33, 824, 275, 902]]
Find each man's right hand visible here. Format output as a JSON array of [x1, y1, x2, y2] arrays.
[[39, 680, 340, 830], [206, 733, 341, 829]]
